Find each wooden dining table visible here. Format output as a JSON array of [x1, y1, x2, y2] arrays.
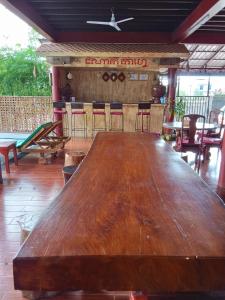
[[13, 132, 225, 295], [163, 121, 218, 131], [163, 121, 219, 148]]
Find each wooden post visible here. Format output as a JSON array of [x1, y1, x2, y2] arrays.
[[167, 68, 177, 122], [51, 66, 63, 136], [217, 132, 225, 200]]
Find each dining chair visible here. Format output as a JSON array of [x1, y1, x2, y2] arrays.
[[203, 135, 223, 160], [177, 114, 205, 172], [206, 108, 224, 138]]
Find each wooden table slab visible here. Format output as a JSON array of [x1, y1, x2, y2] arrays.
[[13, 132, 225, 293]]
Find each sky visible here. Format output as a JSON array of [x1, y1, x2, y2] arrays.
[[0, 4, 32, 47]]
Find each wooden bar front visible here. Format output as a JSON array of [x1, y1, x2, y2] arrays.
[[13, 133, 225, 293], [65, 103, 165, 137]]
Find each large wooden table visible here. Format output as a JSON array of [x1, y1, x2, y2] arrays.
[[13, 132, 225, 293]]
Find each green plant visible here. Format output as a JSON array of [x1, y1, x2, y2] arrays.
[[0, 30, 51, 96], [175, 98, 186, 121]]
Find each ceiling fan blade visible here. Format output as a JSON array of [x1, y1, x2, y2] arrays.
[[113, 24, 121, 31], [86, 21, 110, 25], [116, 17, 134, 24]]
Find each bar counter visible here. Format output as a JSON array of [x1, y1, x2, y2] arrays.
[[64, 103, 165, 137]]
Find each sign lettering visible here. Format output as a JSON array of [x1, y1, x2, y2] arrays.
[[85, 57, 149, 68]]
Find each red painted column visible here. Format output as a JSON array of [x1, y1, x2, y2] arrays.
[[51, 66, 63, 136], [167, 68, 177, 122], [217, 131, 225, 200]]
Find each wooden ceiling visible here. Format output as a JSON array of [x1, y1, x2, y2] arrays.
[[2, 0, 225, 70], [1, 0, 225, 44], [27, 0, 201, 32]]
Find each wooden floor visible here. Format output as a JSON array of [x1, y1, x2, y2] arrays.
[[0, 137, 224, 300]]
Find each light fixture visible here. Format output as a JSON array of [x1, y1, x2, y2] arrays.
[[66, 72, 73, 80]]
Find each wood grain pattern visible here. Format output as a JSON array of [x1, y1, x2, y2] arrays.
[[66, 103, 165, 137], [13, 133, 225, 293], [60, 68, 155, 103]]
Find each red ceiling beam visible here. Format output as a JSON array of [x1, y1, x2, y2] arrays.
[[172, 0, 225, 43], [184, 31, 225, 44], [56, 31, 172, 43], [1, 0, 56, 41]]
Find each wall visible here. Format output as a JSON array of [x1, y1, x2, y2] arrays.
[[0, 96, 52, 132], [59, 68, 156, 103]]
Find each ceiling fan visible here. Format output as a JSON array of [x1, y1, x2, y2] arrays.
[[86, 9, 134, 31]]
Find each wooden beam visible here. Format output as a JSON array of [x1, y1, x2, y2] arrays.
[[1, 0, 56, 41], [56, 31, 171, 43], [172, 0, 225, 42], [184, 31, 225, 43]]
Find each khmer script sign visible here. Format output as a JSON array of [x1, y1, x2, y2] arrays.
[[71, 57, 159, 69]]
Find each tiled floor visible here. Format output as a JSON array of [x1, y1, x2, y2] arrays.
[[0, 137, 224, 300]]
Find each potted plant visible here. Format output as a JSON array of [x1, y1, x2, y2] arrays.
[[175, 98, 186, 121]]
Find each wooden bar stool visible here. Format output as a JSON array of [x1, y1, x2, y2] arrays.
[[53, 102, 69, 136], [62, 165, 78, 184], [71, 102, 87, 137], [135, 102, 151, 132], [64, 151, 86, 167], [63, 151, 86, 184], [109, 101, 124, 131], [92, 102, 106, 137], [0, 141, 18, 173]]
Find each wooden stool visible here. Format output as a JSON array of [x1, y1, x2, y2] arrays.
[[64, 151, 86, 167], [63, 165, 78, 184], [53, 101, 69, 136], [109, 102, 124, 131], [71, 102, 87, 137], [135, 102, 151, 132], [0, 141, 18, 173], [92, 102, 107, 137]]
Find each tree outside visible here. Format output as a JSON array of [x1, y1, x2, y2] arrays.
[[0, 30, 51, 96]]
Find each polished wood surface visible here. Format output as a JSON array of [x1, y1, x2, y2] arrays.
[[163, 121, 218, 130], [59, 68, 155, 103], [67, 103, 165, 137], [13, 133, 225, 293]]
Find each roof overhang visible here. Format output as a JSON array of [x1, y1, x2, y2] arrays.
[[37, 42, 189, 71]]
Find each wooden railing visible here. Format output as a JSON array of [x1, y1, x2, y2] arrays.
[[0, 96, 53, 132], [176, 96, 212, 119]]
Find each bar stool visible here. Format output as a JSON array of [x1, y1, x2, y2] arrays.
[[135, 102, 151, 132], [62, 165, 78, 184], [53, 102, 69, 135], [109, 102, 124, 131], [92, 102, 106, 136], [64, 151, 86, 167], [71, 102, 87, 137]]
